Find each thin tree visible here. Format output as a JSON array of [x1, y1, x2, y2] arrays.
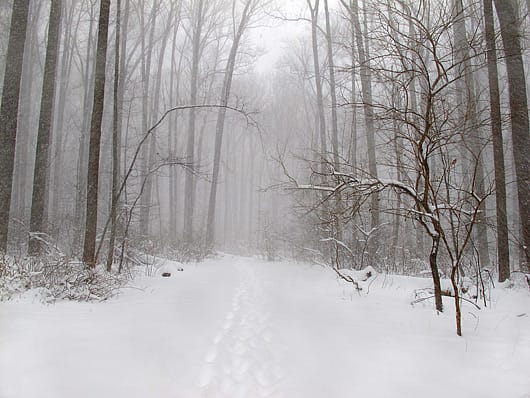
[[306, 0, 328, 167], [82, 0, 112, 267], [323, 0, 339, 171], [29, 0, 63, 255], [350, 0, 379, 260], [0, 0, 31, 251], [106, 0, 122, 272], [183, 0, 207, 244]]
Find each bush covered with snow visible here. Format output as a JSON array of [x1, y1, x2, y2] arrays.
[[0, 255, 128, 302]]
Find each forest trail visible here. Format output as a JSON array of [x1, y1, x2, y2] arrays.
[[1, 255, 529, 398], [197, 260, 285, 397]]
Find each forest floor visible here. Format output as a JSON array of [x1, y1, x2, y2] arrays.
[[1, 254, 529, 398]]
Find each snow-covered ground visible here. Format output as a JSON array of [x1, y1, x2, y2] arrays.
[[1, 255, 529, 398]]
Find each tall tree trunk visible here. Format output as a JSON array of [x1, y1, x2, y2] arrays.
[[0, 0, 31, 251], [12, 1, 41, 238], [168, 22, 185, 242], [493, 0, 530, 273], [12, 0, 43, 244], [484, 0, 510, 281], [351, 0, 379, 260], [184, 0, 205, 244], [139, 0, 159, 235], [146, 3, 174, 238], [82, 0, 112, 267], [74, 2, 96, 251], [51, 0, 75, 228], [307, 0, 328, 167], [106, 0, 122, 272], [453, 0, 491, 268], [29, 0, 63, 255], [323, 0, 339, 170]]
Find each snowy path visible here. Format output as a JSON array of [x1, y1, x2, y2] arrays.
[[1, 255, 529, 398], [198, 262, 285, 397]]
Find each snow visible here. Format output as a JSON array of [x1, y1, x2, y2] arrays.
[[1, 255, 529, 398]]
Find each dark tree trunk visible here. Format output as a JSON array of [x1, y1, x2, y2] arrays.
[[51, 1, 75, 227], [0, 0, 31, 251], [29, 0, 63, 255], [107, 0, 122, 272], [484, 0, 510, 282], [493, 0, 530, 273], [74, 3, 96, 251], [82, 0, 112, 267]]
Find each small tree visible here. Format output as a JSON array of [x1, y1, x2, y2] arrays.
[[286, 0, 494, 335]]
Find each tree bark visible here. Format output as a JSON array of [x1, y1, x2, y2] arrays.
[[323, 0, 339, 170], [483, 0, 510, 281], [493, 0, 530, 273], [183, 0, 206, 244], [82, 0, 112, 267], [0, 0, 31, 251], [351, 0, 379, 260], [139, 0, 159, 235], [51, 1, 75, 227], [29, 0, 63, 255], [74, 2, 96, 250], [106, 0, 122, 272], [307, 0, 328, 167]]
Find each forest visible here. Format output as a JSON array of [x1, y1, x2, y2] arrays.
[[1, 0, 529, 294], [0, 0, 530, 395]]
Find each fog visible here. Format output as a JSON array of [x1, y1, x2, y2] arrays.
[[0, 0, 529, 280]]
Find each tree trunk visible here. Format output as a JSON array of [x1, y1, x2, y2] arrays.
[[29, 0, 62, 255], [184, 0, 205, 244], [484, 0, 510, 281], [323, 0, 339, 170], [146, 2, 174, 238], [493, 0, 530, 273], [74, 3, 96, 251], [51, 1, 75, 228], [0, 0, 31, 251], [139, 0, 159, 236], [82, 0, 112, 267], [453, 0, 491, 268], [307, 0, 328, 167], [430, 235, 444, 312], [106, 0, 122, 272], [351, 0, 379, 260]]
